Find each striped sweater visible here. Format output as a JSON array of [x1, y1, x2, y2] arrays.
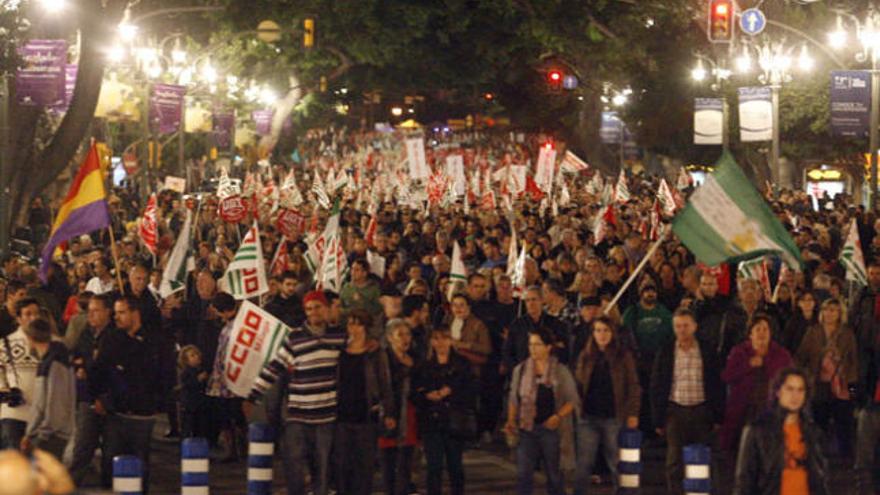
[[250, 324, 346, 424]]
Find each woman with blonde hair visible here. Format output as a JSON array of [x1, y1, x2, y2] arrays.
[[795, 298, 858, 457]]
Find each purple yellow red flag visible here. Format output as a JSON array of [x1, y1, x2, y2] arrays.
[[40, 144, 110, 281]]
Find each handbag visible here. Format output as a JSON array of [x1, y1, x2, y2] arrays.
[[447, 406, 478, 441]]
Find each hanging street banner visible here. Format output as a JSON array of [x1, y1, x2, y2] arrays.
[[830, 70, 871, 138], [534, 145, 557, 193], [149, 83, 186, 134], [252, 109, 274, 136], [600, 111, 623, 144], [694, 98, 724, 145], [406, 137, 430, 180], [16, 39, 68, 106], [213, 110, 235, 149], [737, 86, 773, 142]]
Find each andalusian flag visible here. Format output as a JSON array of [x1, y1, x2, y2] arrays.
[[159, 210, 193, 298], [40, 144, 110, 281], [223, 222, 269, 299], [841, 219, 868, 286], [447, 241, 468, 300], [672, 151, 802, 269]]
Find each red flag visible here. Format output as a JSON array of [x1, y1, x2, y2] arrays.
[[139, 193, 158, 255], [524, 175, 545, 202], [270, 237, 290, 276]]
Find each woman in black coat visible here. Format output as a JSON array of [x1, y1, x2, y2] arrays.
[[411, 327, 476, 495]]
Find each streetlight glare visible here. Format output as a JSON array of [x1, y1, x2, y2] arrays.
[[797, 45, 813, 71], [39, 0, 64, 14], [736, 52, 751, 73], [612, 94, 627, 107], [119, 23, 137, 43], [106, 46, 125, 64], [259, 87, 278, 105], [691, 67, 706, 81], [202, 62, 218, 84], [391, 106, 403, 117]]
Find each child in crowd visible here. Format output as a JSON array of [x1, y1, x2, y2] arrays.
[[178, 345, 208, 439]]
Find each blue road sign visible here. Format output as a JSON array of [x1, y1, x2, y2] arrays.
[[740, 8, 766, 36]]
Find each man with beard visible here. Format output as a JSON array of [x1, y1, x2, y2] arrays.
[[265, 271, 305, 328], [692, 271, 730, 355]]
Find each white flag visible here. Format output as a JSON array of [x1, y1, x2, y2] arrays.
[[406, 138, 430, 180], [657, 179, 677, 216], [534, 145, 557, 193], [159, 210, 193, 298], [841, 219, 868, 286], [222, 222, 269, 300], [560, 150, 589, 173], [613, 169, 631, 203], [223, 301, 291, 397]]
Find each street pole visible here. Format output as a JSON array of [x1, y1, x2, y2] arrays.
[[722, 97, 729, 150], [0, 75, 10, 257], [140, 83, 151, 204], [770, 84, 781, 186], [871, 67, 879, 210]]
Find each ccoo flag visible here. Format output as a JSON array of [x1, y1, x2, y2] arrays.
[[223, 222, 269, 299], [672, 151, 802, 269], [40, 144, 111, 282], [840, 219, 868, 286]]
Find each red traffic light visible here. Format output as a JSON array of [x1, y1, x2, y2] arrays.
[[708, 0, 733, 43], [548, 71, 562, 82], [484, 92, 494, 101]]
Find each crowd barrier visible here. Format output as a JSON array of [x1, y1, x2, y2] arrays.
[[683, 444, 712, 495], [618, 428, 642, 493]]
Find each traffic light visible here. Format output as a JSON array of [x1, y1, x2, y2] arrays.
[[708, 0, 733, 43], [304, 18, 315, 48], [547, 70, 563, 92]]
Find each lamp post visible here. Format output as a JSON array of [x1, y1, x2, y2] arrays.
[[691, 54, 732, 149], [828, 7, 880, 209], [735, 38, 813, 188]]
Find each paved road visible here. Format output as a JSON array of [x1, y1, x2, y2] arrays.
[[75, 427, 863, 495]]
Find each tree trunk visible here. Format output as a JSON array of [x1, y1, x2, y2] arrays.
[[6, 0, 125, 242]]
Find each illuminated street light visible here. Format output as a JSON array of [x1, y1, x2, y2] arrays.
[[611, 94, 627, 107], [201, 61, 218, 84], [391, 106, 403, 117], [106, 45, 126, 64], [259, 87, 278, 105], [39, 0, 65, 14], [691, 59, 707, 81]]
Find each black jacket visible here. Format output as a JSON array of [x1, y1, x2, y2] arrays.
[[650, 339, 725, 428], [733, 407, 829, 495], [89, 326, 164, 416], [410, 352, 475, 435], [264, 294, 305, 329], [850, 285, 880, 406]]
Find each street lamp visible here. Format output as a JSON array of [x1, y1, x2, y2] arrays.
[[736, 37, 813, 187], [829, 7, 880, 209], [691, 54, 731, 149], [38, 0, 65, 14]]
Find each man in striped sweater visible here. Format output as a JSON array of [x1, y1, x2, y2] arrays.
[[248, 290, 346, 495]]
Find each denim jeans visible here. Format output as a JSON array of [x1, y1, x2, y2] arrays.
[[0, 418, 26, 450], [423, 431, 465, 495], [574, 416, 620, 495], [516, 426, 564, 495], [70, 402, 107, 487], [855, 407, 880, 495], [103, 414, 155, 494], [282, 421, 334, 495], [334, 422, 377, 495]]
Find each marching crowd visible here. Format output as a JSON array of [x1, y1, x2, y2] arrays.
[[0, 127, 879, 495]]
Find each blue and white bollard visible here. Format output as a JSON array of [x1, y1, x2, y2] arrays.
[[181, 437, 210, 495], [247, 423, 275, 495], [618, 429, 642, 494], [112, 455, 143, 495], [683, 444, 711, 495]]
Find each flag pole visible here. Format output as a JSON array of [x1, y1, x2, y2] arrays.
[[603, 226, 669, 315], [107, 226, 126, 295]]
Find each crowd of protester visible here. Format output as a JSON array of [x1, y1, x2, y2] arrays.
[[0, 127, 878, 495]]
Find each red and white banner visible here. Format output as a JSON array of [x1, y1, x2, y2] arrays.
[[138, 193, 157, 255], [223, 301, 291, 397]]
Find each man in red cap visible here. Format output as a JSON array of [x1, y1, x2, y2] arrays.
[[248, 289, 346, 495]]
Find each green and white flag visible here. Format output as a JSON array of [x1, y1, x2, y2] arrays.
[[159, 210, 194, 298], [840, 219, 868, 286], [222, 222, 269, 300], [448, 241, 468, 300], [307, 201, 349, 292], [737, 256, 772, 301], [672, 151, 802, 269]]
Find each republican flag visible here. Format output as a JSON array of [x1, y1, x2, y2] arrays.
[[139, 193, 158, 256], [222, 222, 269, 300], [40, 144, 111, 282]]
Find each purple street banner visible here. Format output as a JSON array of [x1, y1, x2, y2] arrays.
[[830, 70, 871, 139], [252, 109, 275, 136], [15, 39, 68, 106], [149, 83, 187, 134], [213, 110, 235, 149], [50, 64, 78, 113]]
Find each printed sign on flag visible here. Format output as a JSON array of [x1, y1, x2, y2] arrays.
[[164, 176, 186, 193], [446, 154, 466, 196], [223, 301, 291, 397], [534, 146, 557, 193], [405, 138, 430, 180]]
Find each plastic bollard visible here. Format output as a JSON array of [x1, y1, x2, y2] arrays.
[[112, 455, 143, 495], [247, 423, 275, 495], [618, 428, 642, 494], [683, 444, 711, 495], [181, 437, 210, 495]]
